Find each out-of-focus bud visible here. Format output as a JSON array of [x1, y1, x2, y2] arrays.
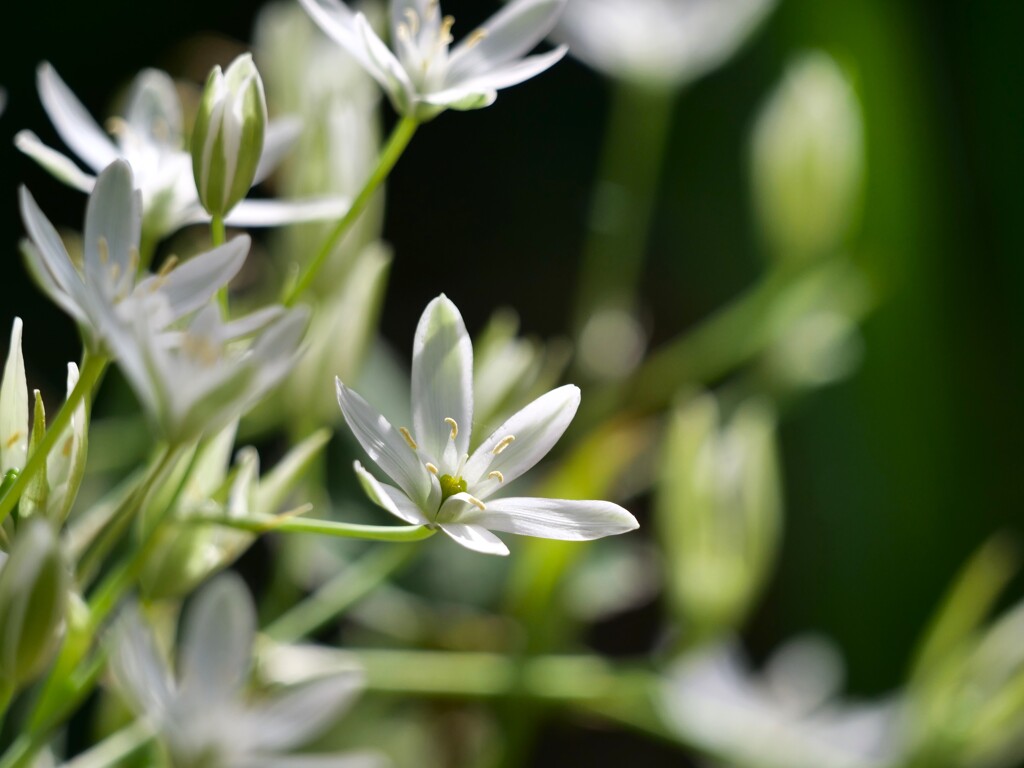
[[44, 363, 88, 524], [656, 392, 781, 642], [19, 392, 48, 519], [192, 54, 268, 218], [751, 52, 864, 265], [0, 520, 68, 691], [0, 318, 29, 477]]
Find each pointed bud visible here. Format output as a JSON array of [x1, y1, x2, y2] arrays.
[[0, 520, 68, 691], [19, 391, 48, 519], [192, 54, 267, 218], [751, 52, 864, 265], [44, 363, 89, 525], [0, 318, 28, 476]]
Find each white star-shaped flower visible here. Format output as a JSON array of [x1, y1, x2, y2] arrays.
[[336, 294, 638, 555], [298, 0, 569, 120], [16, 63, 347, 243]]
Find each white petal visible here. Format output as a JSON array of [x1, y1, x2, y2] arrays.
[[244, 672, 363, 751], [220, 306, 286, 341], [0, 318, 29, 474], [353, 13, 415, 111], [20, 241, 89, 329], [82, 160, 142, 294], [353, 460, 429, 525], [463, 384, 579, 498], [133, 235, 249, 325], [45, 362, 88, 523], [238, 754, 385, 768], [439, 522, 510, 556], [335, 380, 431, 505], [124, 69, 184, 149], [454, 496, 639, 541], [36, 62, 120, 172], [449, 46, 568, 95], [224, 196, 350, 227], [447, 0, 565, 81], [253, 116, 303, 185], [411, 295, 474, 463], [19, 187, 90, 314], [420, 87, 496, 112], [177, 574, 255, 709], [109, 604, 175, 718], [14, 130, 97, 192]]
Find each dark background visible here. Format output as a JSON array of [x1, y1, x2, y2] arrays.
[[2, 0, 1023, 725]]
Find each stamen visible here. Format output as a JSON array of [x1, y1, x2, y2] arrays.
[[108, 262, 121, 283], [399, 427, 418, 450], [403, 8, 420, 36], [157, 255, 179, 277], [5, 431, 22, 449], [488, 470, 504, 483], [439, 14, 455, 45], [466, 494, 486, 511], [444, 417, 459, 440], [105, 117, 128, 136], [425, 462, 439, 474], [97, 237, 110, 264], [182, 333, 219, 366], [492, 435, 516, 455], [464, 28, 488, 48]]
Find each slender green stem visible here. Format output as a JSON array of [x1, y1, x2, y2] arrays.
[[283, 115, 419, 307], [265, 543, 422, 642], [572, 80, 676, 329], [211, 213, 229, 314], [0, 353, 107, 527], [0, 735, 33, 768], [196, 512, 437, 543], [61, 721, 153, 768]]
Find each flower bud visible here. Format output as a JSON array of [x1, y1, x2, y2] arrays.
[[192, 54, 267, 218], [0, 520, 68, 691], [751, 52, 864, 265], [0, 318, 28, 476], [656, 393, 781, 641]]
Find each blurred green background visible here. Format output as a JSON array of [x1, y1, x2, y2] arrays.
[[2, 0, 1022, 724]]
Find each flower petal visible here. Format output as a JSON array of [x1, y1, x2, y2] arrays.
[[133, 235, 249, 325], [411, 295, 474, 463], [124, 69, 183, 149], [353, 460, 429, 525], [0, 319, 29, 474], [244, 671, 364, 751], [36, 62, 120, 173], [439, 522, 510, 556], [109, 603, 175, 718], [452, 496, 639, 541], [237, 753, 385, 768], [19, 186, 90, 315], [447, 0, 566, 82], [353, 13, 415, 112], [223, 196, 350, 227], [14, 130, 97, 192], [177, 574, 256, 710], [447, 46, 568, 97], [82, 160, 142, 297], [463, 384, 579, 498], [336, 379, 431, 505]]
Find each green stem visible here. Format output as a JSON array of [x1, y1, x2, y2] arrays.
[[0, 354, 107, 527], [282, 115, 419, 307], [0, 735, 33, 768], [211, 213, 229, 315], [265, 543, 421, 642], [196, 513, 437, 543], [572, 80, 676, 329]]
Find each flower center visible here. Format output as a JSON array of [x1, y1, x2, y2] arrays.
[[438, 473, 467, 501]]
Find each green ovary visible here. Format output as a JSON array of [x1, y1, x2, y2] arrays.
[[438, 474, 467, 502]]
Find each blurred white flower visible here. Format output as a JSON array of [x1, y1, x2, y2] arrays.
[[557, 0, 775, 87], [16, 63, 347, 242], [661, 637, 906, 768], [336, 294, 638, 556], [20, 160, 248, 353], [298, 0, 568, 120], [110, 574, 380, 768], [107, 298, 308, 444]]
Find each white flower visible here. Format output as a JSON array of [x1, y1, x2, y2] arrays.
[[107, 298, 309, 444], [298, 0, 568, 120], [110, 575, 380, 768], [335, 294, 638, 556], [20, 159, 248, 353], [16, 63, 347, 242], [556, 0, 775, 87], [661, 637, 906, 768]]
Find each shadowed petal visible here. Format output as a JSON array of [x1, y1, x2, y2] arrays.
[[14, 131, 97, 192], [447, 0, 565, 81], [244, 672, 364, 751], [353, 460, 429, 525], [439, 522, 510, 556], [453, 496, 638, 540], [82, 160, 142, 295]]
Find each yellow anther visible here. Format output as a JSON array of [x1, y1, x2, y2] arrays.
[[157, 254, 179, 277], [425, 462, 439, 474], [62, 435, 74, 457], [488, 470, 504, 483], [105, 117, 129, 136], [466, 494, 486, 511], [444, 417, 459, 440], [5, 431, 22, 449], [492, 435, 516, 455], [404, 8, 420, 36], [465, 28, 488, 48], [109, 262, 121, 283], [182, 333, 219, 366], [399, 427, 418, 450], [127, 247, 140, 274], [97, 237, 110, 264], [439, 14, 455, 44]]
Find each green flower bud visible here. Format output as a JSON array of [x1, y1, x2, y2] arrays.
[[0, 520, 68, 691], [0, 318, 29, 477], [192, 54, 267, 218], [656, 393, 781, 641], [751, 52, 864, 265]]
